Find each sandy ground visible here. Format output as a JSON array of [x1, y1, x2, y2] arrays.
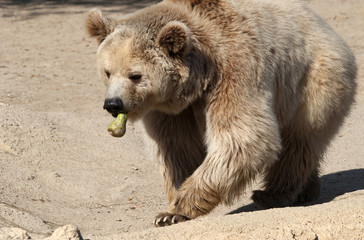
[[0, 0, 363, 239]]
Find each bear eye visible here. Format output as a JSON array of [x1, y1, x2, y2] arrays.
[[129, 74, 142, 82], [105, 70, 110, 79]]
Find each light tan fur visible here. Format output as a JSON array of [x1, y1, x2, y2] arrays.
[[86, 0, 357, 226]]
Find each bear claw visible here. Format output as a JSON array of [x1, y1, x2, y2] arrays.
[[153, 212, 189, 227]]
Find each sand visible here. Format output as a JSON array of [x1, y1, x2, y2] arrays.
[[0, 0, 363, 239]]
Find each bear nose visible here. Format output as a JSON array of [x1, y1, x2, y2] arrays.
[[103, 98, 124, 116]]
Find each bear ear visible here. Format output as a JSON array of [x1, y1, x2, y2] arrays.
[[157, 21, 192, 57], [86, 9, 117, 44]]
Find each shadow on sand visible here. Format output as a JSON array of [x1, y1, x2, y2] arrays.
[[0, 0, 161, 19], [1, 0, 159, 7], [229, 168, 364, 214]]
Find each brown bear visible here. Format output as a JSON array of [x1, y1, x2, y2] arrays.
[[86, 0, 357, 227]]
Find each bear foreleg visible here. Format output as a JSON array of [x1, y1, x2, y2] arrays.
[[143, 108, 206, 203], [155, 94, 282, 226]]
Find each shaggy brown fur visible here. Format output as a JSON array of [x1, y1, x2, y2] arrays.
[[86, 0, 357, 227]]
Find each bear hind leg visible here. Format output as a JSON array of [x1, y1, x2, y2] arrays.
[[252, 167, 321, 208], [296, 168, 321, 204], [252, 130, 323, 209], [253, 50, 356, 209]]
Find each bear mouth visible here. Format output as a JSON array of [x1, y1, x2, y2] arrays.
[[112, 112, 128, 118]]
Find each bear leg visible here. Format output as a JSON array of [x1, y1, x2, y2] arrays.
[[153, 91, 282, 225], [296, 168, 321, 204], [252, 168, 321, 208], [252, 127, 323, 209], [253, 48, 356, 208], [143, 108, 205, 206]]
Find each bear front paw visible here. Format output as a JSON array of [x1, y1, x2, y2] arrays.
[[153, 212, 189, 227]]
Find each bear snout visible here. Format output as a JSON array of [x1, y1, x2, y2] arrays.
[[103, 97, 125, 117]]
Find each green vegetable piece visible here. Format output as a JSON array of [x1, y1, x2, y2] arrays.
[[107, 113, 127, 137]]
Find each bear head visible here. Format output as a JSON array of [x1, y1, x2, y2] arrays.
[[86, 8, 208, 121]]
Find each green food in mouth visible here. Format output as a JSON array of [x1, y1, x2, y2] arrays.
[[107, 113, 127, 137]]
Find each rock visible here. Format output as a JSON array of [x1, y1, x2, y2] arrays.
[[47, 225, 82, 240], [0, 227, 30, 240]]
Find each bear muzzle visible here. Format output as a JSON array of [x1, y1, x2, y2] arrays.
[[103, 97, 127, 117]]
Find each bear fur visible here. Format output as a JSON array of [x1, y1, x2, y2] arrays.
[[86, 0, 357, 226]]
